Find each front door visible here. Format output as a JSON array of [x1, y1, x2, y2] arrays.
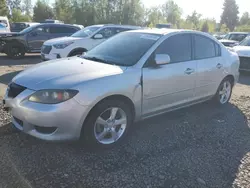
[[27, 26, 50, 51], [142, 34, 197, 116]]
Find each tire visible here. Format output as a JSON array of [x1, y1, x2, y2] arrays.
[[82, 100, 133, 149], [69, 49, 86, 57], [6, 43, 25, 59], [213, 78, 233, 105]]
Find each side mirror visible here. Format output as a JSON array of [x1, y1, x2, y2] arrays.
[[93, 33, 104, 39], [155, 54, 171, 65]]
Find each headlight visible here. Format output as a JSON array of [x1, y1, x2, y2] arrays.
[[28, 90, 78, 104], [53, 41, 74, 49]]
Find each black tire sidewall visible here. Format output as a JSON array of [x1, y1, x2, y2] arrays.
[[214, 79, 232, 105], [82, 100, 133, 148], [6, 44, 25, 59]]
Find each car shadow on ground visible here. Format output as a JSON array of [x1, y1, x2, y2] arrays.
[[0, 55, 41, 66], [0, 70, 21, 85], [0, 101, 249, 188]]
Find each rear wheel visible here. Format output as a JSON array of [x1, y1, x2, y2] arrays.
[[82, 100, 132, 148], [213, 78, 232, 105], [6, 43, 25, 59]]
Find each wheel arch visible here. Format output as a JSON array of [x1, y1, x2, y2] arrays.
[[224, 74, 235, 86], [68, 47, 87, 57], [80, 94, 136, 136]]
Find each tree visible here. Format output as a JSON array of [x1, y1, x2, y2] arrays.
[[7, 0, 22, 11], [22, 0, 32, 17], [220, 0, 239, 31], [240, 12, 250, 25], [146, 6, 164, 26], [201, 21, 209, 32], [186, 11, 201, 30], [11, 8, 31, 22], [54, 0, 73, 23], [33, 0, 54, 22], [0, 0, 8, 16], [162, 0, 182, 27]]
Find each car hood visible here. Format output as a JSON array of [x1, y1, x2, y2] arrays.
[[44, 36, 83, 45], [13, 57, 127, 90], [233, 46, 250, 57]]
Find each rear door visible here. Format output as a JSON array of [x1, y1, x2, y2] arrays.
[[142, 34, 197, 116], [27, 25, 50, 51], [193, 34, 224, 99]]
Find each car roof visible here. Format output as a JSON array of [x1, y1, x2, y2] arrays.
[[91, 24, 141, 29], [38, 23, 79, 27], [129, 28, 202, 35]]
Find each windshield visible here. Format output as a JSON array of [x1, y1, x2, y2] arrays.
[[71, 26, 101, 38], [11, 23, 27, 29], [83, 32, 161, 66], [224, 33, 247, 42], [239, 37, 250, 46], [19, 24, 38, 34]]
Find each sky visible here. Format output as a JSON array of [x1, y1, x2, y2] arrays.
[[142, 0, 250, 22]]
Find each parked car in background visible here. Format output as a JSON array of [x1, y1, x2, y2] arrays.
[[41, 24, 141, 61], [10, 22, 39, 32], [233, 36, 250, 71], [219, 32, 249, 47], [213, 33, 226, 40], [3, 29, 239, 148], [41, 19, 64, 24], [156, 23, 172, 29], [0, 23, 81, 59], [0, 16, 10, 32]]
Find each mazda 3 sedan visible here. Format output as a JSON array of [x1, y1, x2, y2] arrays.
[[3, 29, 240, 148]]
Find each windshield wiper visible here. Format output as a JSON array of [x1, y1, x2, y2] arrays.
[[83, 56, 117, 65]]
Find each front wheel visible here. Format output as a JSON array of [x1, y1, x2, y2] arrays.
[[6, 44, 25, 59], [213, 79, 232, 105], [82, 100, 132, 148]]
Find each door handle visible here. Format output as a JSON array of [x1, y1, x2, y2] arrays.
[[216, 63, 223, 69], [185, 68, 194, 75]]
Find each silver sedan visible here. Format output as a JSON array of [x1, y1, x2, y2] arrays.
[[3, 29, 240, 148]]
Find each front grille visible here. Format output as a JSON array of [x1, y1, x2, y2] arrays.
[[41, 45, 52, 54], [7, 82, 26, 98], [239, 56, 250, 70]]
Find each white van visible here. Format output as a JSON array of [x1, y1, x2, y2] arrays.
[[0, 16, 10, 32]]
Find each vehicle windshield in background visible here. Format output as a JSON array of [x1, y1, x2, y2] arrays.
[[19, 25, 37, 34], [239, 37, 250, 46], [224, 34, 247, 41], [71, 26, 101, 38], [11, 23, 27, 31], [83, 32, 161, 66]]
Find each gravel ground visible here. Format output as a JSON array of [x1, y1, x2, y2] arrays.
[[0, 54, 250, 188]]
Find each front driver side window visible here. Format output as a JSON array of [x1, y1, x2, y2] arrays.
[[97, 28, 116, 39], [155, 34, 192, 63]]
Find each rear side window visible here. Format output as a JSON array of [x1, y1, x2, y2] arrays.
[[155, 34, 192, 63], [194, 35, 216, 59], [50, 26, 77, 34]]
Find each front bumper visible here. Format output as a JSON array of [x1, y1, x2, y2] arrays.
[[3, 88, 89, 141], [41, 45, 68, 61]]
